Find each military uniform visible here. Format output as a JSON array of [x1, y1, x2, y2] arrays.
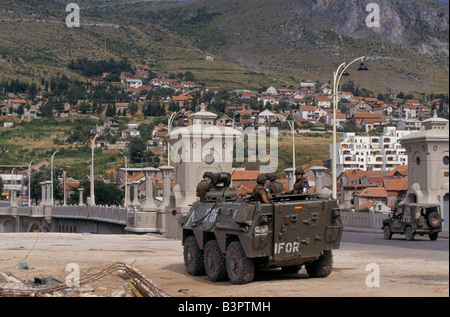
[[268, 181, 284, 195], [292, 167, 309, 194], [196, 179, 212, 202], [293, 177, 309, 194], [253, 184, 269, 203]]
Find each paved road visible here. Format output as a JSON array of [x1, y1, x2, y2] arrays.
[[341, 231, 449, 261]]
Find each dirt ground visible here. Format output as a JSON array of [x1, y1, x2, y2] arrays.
[[0, 232, 448, 297]]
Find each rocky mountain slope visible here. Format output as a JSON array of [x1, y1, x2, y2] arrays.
[[159, 0, 449, 93], [0, 0, 448, 93]]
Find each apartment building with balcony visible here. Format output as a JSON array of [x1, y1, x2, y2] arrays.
[[330, 126, 413, 176]]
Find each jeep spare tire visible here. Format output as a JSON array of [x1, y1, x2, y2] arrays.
[[427, 212, 442, 228]]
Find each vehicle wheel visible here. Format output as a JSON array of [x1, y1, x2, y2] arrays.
[[281, 265, 302, 274], [184, 236, 205, 276], [306, 250, 333, 278], [226, 241, 254, 284], [405, 226, 415, 241], [428, 212, 442, 228], [429, 232, 439, 241], [383, 226, 392, 239], [204, 240, 228, 282]]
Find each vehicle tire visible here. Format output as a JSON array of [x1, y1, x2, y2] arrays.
[[427, 212, 442, 228], [405, 226, 415, 241], [281, 265, 302, 274], [429, 232, 439, 241], [204, 240, 228, 282], [184, 236, 205, 276], [306, 250, 333, 278], [383, 226, 392, 239], [226, 241, 254, 284]]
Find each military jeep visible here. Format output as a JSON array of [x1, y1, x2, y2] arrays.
[[382, 203, 443, 241], [179, 172, 343, 284]]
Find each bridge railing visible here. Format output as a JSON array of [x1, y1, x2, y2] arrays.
[[340, 210, 390, 228], [52, 205, 128, 225]]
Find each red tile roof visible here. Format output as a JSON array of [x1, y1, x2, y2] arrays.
[[359, 187, 388, 198], [384, 179, 409, 191]]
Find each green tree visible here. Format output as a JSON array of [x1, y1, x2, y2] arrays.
[[28, 165, 63, 203], [127, 137, 146, 163], [69, 180, 124, 206], [128, 103, 138, 116], [78, 102, 91, 114]]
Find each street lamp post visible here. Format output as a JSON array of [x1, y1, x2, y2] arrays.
[[10, 168, 16, 206], [28, 161, 33, 207], [276, 114, 296, 190], [124, 154, 128, 207], [90, 134, 99, 206], [332, 56, 368, 200], [167, 110, 183, 166], [51, 150, 59, 206]]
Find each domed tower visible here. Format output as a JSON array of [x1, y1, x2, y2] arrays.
[[399, 111, 449, 229], [165, 104, 241, 237]]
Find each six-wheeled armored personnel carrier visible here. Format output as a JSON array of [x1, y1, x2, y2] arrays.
[[179, 173, 343, 284]]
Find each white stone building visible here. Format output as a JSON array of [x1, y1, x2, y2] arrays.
[[330, 126, 413, 176]]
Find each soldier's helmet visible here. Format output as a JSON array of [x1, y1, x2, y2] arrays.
[[266, 173, 277, 181], [203, 172, 214, 179], [294, 168, 305, 175], [256, 174, 268, 185]]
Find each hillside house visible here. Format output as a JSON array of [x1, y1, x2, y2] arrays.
[[216, 115, 233, 127], [351, 113, 384, 127], [181, 81, 196, 89], [104, 119, 121, 134], [172, 92, 193, 107], [384, 178, 409, 208], [397, 119, 422, 130], [320, 84, 332, 95], [225, 102, 245, 112], [300, 82, 315, 90], [125, 79, 143, 89], [204, 87, 220, 94], [234, 109, 258, 125], [115, 103, 129, 112], [340, 92, 354, 101], [258, 109, 277, 125], [121, 128, 140, 138], [315, 97, 332, 108], [265, 86, 278, 95], [405, 99, 421, 106], [354, 187, 389, 211], [325, 113, 346, 128], [348, 100, 372, 118], [288, 97, 307, 107], [396, 105, 417, 119], [259, 96, 279, 107], [298, 105, 318, 121], [361, 117, 387, 132], [135, 65, 150, 73]]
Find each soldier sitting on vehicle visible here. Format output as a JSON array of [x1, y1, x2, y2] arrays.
[[286, 168, 309, 194], [196, 172, 213, 202], [252, 174, 270, 203], [266, 173, 285, 195]]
